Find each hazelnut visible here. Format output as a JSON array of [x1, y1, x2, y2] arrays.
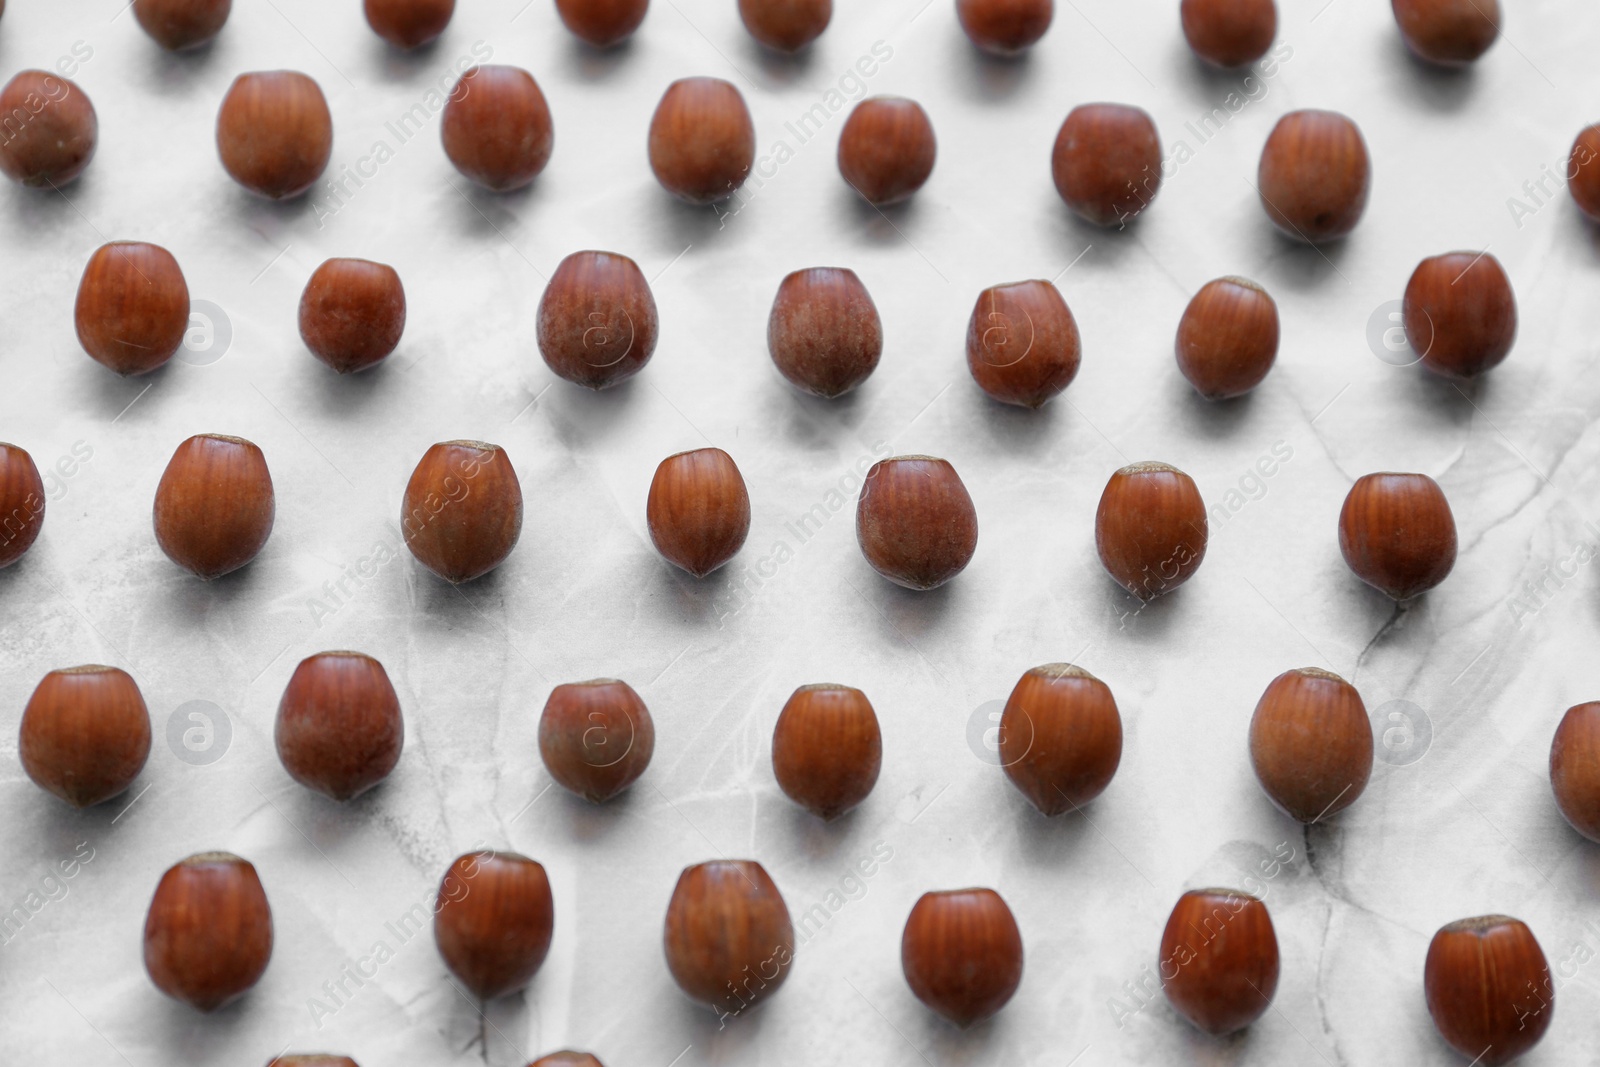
[[901, 888, 1024, 1026], [19, 665, 152, 808], [133, 0, 231, 49], [0, 443, 45, 568], [855, 456, 978, 590], [1257, 110, 1370, 243], [275, 651, 404, 801], [144, 852, 273, 1011], [402, 440, 523, 583], [1338, 472, 1456, 600], [269, 1059, 358, 1067], [1051, 103, 1163, 227], [299, 258, 407, 373], [1160, 889, 1279, 1035], [837, 96, 936, 206], [771, 684, 882, 819], [1549, 702, 1600, 842], [216, 71, 333, 200], [0, 71, 96, 187], [956, 0, 1052, 55], [738, 0, 831, 51], [554, 0, 648, 46], [1180, 0, 1276, 67], [531, 1054, 604, 1067], [1392, 0, 1499, 66], [75, 242, 191, 376], [646, 448, 751, 577], [648, 77, 755, 205], [364, 0, 455, 48], [663, 860, 795, 1015], [536, 250, 658, 389], [1403, 251, 1516, 379], [1174, 276, 1278, 399], [1568, 124, 1600, 223], [767, 267, 882, 398], [539, 679, 656, 802], [153, 434, 275, 580], [998, 664, 1122, 815], [1095, 462, 1207, 600], [1248, 668, 1372, 822], [434, 851, 555, 999], [441, 66, 554, 192], [965, 278, 1081, 408], [1425, 915, 1551, 1065]]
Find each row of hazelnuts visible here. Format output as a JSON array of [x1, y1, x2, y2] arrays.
[[24, 654, 1592, 1062]]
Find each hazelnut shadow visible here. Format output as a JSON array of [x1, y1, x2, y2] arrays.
[[1255, 231, 1353, 293], [544, 375, 646, 448], [655, 194, 732, 252], [855, 571, 958, 639], [842, 189, 922, 244], [138, 39, 223, 96], [561, 37, 637, 81], [546, 783, 642, 844], [775, 385, 870, 449], [447, 178, 539, 236], [1010, 794, 1096, 864], [1173, 381, 1259, 441], [1394, 39, 1480, 114], [374, 36, 446, 84], [954, 39, 1034, 102], [747, 41, 817, 88], [85, 358, 172, 420], [971, 390, 1061, 452]]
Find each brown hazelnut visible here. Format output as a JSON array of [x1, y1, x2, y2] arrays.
[[153, 434, 275, 580], [554, 0, 648, 46], [1248, 668, 1372, 822], [648, 77, 755, 205], [998, 664, 1122, 815], [771, 684, 882, 819], [441, 66, 554, 192], [134, 0, 232, 49], [856, 455, 978, 590], [1338, 472, 1456, 600], [536, 250, 658, 389], [75, 242, 191, 376], [663, 860, 795, 1015], [1174, 276, 1279, 399], [19, 665, 152, 808], [539, 679, 655, 802], [1051, 103, 1162, 227], [299, 258, 406, 373], [402, 440, 523, 583], [0, 71, 97, 187], [269, 1058, 359, 1067], [275, 652, 404, 801], [1425, 916, 1551, 1065], [739, 0, 830, 51], [1393, 0, 1499, 66], [144, 852, 273, 1011], [901, 888, 1024, 1026], [956, 0, 1052, 55], [965, 279, 1080, 408], [530, 1054, 604, 1067], [364, 0, 455, 48], [646, 448, 750, 577], [1403, 251, 1516, 379], [1257, 110, 1370, 243], [1181, 0, 1276, 67], [1095, 462, 1207, 600], [1569, 125, 1600, 223], [1551, 702, 1600, 843], [1160, 889, 1278, 1035], [767, 267, 882, 398], [0, 443, 45, 568], [837, 96, 936, 206], [216, 71, 333, 200], [434, 851, 554, 999]]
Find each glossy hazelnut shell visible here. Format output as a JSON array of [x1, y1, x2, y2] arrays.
[[530, 1054, 604, 1067], [1550, 702, 1600, 842], [1160, 889, 1278, 1035], [1175, 276, 1279, 399], [1257, 110, 1370, 243], [966, 279, 1080, 408], [1052, 103, 1162, 227], [739, 0, 830, 51], [1403, 252, 1516, 379], [364, 0, 455, 48], [901, 888, 1024, 1027], [856, 456, 978, 590], [771, 684, 882, 819], [269, 1058, 359, 1067], [0, 71, 97, 187], [1338, 472, 1456, 600], [554, 0, 648, 46], [1181, 0, 1276, 67], [402, 441, 523, 583], [19, 665, 152, 808], [299, 258, 407, 373], [75, 242, 191, 376], [1569, 125, 1600, 223], [144, 852, 273, 1012], [648, 78, 755, 205], [1249, 668, 1372, 823], [663, 860, 795, 1013], [539, 679, 656, 802], [441, 66, 553, 192], [434, 852, 555, 1000], [217, 72, 332, 200], [999, 664, 1122, 815], [276, 652, 404, 801], [1095, 462, 1207, 600], [646, 448, 751, 577], [0, 443, 45, 568], [537, 250, 659, 389], [153, 434, 275, 580], [956, 0, 1052, 55], [134, 0, 232, 49], [837, 97, 936, 206], [767, 267, 882, 398], [1393, 0, 1499, 66], [1424, 916, 1551, 1065]]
